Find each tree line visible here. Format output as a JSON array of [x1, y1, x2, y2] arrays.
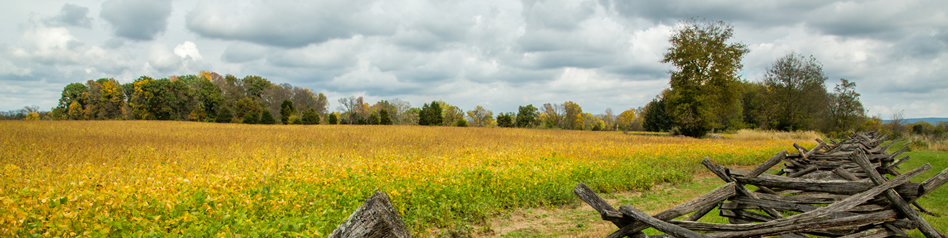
[[24, 70, 642, 130], [646, 19, 875, 138]]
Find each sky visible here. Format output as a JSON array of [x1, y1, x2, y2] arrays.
[[1, 0, 946, 119]]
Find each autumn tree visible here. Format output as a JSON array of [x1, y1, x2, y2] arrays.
[[541, 103, 563, 128], [762, 52, 829, 131], [617, 109, 637, 131], [437, 101, 464, 126], [662, 19, 749, 137], [466, 106, 494, 127], [562, 101, 583, 130]]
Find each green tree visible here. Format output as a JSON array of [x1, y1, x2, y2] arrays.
[[419, 101, 443, 126], [379, 109, 393, 125], [826, 78, 864, 134], [243, 110, 259, 124], [662, 19, 749, 137], [741, 81, 766, 129], [368, 112, 380, 125], [233, 97, 261, 121], [762, 52, 828, 131], [216, 107, 233, 123], [497, 113, 515, 127], [455, 118, 468, 127], [260, 109, 276, 124], [280, 99, 295, 125], [301, 108, 320, 125], [516, 104, 539, 128], [58, 82, 88, 109], [643, 97, 673, 132], [328, 112, 338, 125]]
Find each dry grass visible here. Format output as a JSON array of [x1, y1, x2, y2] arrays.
[[906, 134, 948, 152], [731, 129, 824, 142]]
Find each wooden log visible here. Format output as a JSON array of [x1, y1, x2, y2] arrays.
[[746, 150, 787, 178], [887, 155, 911, 170], [753, 192, 847, 204], [573, 183, 627, 227], [787, 165, 818, 178], [668, 210, 896, 233], [718, 209, 774, 222], [837, 228, 896, 238], [833, 167, 859, 181], [803, 142, 826, 159], [793, 143, 808, 155], [619, 206, 709, 238], [606, 183, 736, 238], [852, 151, 943, 238], [686, 203, 716, 222], [701, 158, 785, 218], [920, 166, 948, 197], [705, 211, 895, 238], [766, 163, 928, 223], [733, 176, 920, 196], [328, 191, 411, 238]]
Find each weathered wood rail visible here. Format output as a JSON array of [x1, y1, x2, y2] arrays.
[[576, 132, 948, 238]]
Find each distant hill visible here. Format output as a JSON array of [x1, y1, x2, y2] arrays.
[[883, 117, 948, 124]]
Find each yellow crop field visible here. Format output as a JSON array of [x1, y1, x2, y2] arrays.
[[0, 121, 805, 236]]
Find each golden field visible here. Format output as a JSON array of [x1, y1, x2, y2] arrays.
[[0, 121, 805, 236]]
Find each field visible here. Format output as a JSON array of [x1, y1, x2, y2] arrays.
[[0, 121, 803, 236]]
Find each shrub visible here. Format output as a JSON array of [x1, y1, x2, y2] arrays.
[[302, 108, 320, 125], [260, 110, 276, 124]]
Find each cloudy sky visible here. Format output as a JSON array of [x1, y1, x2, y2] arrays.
[[2, 0, 946, 118]]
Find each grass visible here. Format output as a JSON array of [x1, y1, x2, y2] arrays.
[[894, 150, 948, 236], [0, 120, 805, 237], [482, 137, 948, 237]]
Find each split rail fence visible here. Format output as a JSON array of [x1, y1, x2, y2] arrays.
[[576, 132, 948, 238]]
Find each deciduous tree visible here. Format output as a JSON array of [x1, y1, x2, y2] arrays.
[[662, 19, 748, 137], [762, 52, 828, 131]]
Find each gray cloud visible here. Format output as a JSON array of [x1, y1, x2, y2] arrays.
[[185, 0, 396, 48], [221, 42, 268, 63], [45, 4, 93, 28], [100, 0, 173, 41], [1, 0, 947, 118]]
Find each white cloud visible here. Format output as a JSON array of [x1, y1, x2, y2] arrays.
[[173, 41, 202, 61], [148, 43, 182, 72]]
